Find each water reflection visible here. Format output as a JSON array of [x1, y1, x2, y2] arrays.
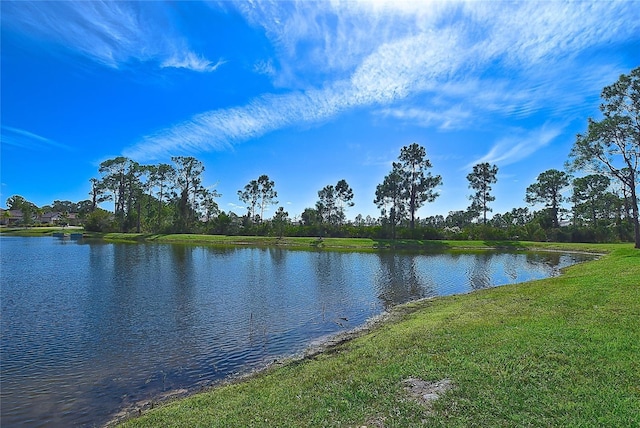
[[375, 253, 433, 307], [467, 253, 493, 290], [503, 253, 520, 282], [0, 237, 594, 427]]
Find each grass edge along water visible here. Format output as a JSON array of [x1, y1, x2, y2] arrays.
[[117, 244, 639, 427]]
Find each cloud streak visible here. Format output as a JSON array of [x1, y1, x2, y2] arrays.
[[2, 1, 222, 72], [378, 105, 472, 131], [161, 54, 226, 73], [465, 124, 563, 169], [1, 126, 72, 152], [234, 0, 450, 84]]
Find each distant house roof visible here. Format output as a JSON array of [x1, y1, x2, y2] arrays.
[[0, 209, 25, 225], [41, 212, 78, 222], [2, 209, 24, 219], [41, 212, 62, 221]]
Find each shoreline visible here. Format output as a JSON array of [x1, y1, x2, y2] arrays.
[[3, 232, 624, 426], [104, 249, 599, 427], [114, 247, 640, 427], [105, 300, 427, 427], [0, 228, 616, 255]]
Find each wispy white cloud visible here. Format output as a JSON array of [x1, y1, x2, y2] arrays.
[[2, 1, 222, 72], [253, 59, 276, 77], [235, 0, 638, 86], [465, 124, 564, 169], [124, 87, 333, 159], [468, 1, 639, 69], [162, 53, 226, 73], [234, 0, 448, 85], [1, 126, 71, 151], [378, 105, 472, 130], [227, 202, 245, 211], [125, 0, 638, 160]]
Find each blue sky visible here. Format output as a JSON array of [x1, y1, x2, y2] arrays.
[[1, 1, 639, 221]]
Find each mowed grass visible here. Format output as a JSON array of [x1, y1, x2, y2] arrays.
[[119, 245, 639, 427], [98, 233, 399, 251], [4, 227, 623, 254], [0, 226, 81, 236], [92, 232, 623, 254]]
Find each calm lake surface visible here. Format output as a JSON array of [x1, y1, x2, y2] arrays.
[[0, 236, 595, 427]]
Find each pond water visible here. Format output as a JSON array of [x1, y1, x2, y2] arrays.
[[0, 236, 594, 427]]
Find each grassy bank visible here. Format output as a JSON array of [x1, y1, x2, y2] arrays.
[[83, 232, 620, 254], [119, 245, 639, 427], [1, 228, 625, 254], [0, 226, 83, 236]]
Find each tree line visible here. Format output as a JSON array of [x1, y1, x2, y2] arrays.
[[5, 67, 639, 247]]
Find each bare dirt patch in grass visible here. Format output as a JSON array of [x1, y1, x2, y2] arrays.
[[403, 378, 454, 409]]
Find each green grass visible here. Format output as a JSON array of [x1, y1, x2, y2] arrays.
[[118, 245, 639, 427], [87, 232, 623, 254], [96, 233, 385, 250], [2, 227, 626, 254], [0, 226, 82, 236]]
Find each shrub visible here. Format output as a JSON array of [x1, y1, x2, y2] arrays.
[[84, 209, 115, 232]]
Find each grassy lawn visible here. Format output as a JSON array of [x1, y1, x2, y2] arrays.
[[0, 226, 82, 236], [95, 233, 388, 250], [118, 245, 639, 427], [2, 227, 625, 254], [82, 232, 621, 254]]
